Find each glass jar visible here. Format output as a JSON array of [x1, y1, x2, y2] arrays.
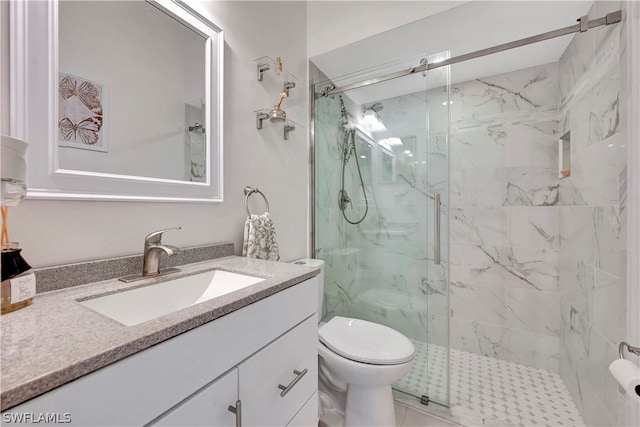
[[1, 242, 35, 314]]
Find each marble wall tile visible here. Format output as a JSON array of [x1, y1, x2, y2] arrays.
[[500, 246, 559, 292], [452, 245, 559, 293], [559, 307, 585, 416], [454, 168, 510, 207], [559, 175, 587, 206], [449, 317, 508, 360], [320, 246, 361, 320], [559, 255, 595, 326], [595, 1, 623, 76], [426, 263, 450, 312], [593, 205, 623, 276], [558, 107, 570, 136], [452, 167, 559, 208], [557, 4, 627, 424], [507, 206, 559, 250], [504, 329, 560, 372], [565, 71, 620, 156], [505, 120, 559, 168], [453, 244, 505, 287], [503, 167, 559, 206], [449, 63, 561, 371], [560, 206, 595, 265], [562, 309, 622, 426], [594, 267, 626, 348], [587, 71, 620, 146], [507, 288, 560, 335], [451, 127, 507, 170], [558, 28, 595, 103], [451, 208, 508, 247], [565, 90, 592, 156], [559, 138, 625, 231], [352, 287, 432, 342], [454, 63, 559, 119], [450, 280, 507, 326]]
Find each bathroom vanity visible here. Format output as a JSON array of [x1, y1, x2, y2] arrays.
[[0, 256, 319, 426]]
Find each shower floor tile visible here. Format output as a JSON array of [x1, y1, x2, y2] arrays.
[[394, 341, 585, 427]]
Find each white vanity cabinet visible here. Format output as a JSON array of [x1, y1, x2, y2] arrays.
[[239, 315, 318, 426], [151, 368, 239, 427], [3, 277, 318, 427]]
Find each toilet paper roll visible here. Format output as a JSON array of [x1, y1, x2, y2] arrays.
[[609, 358, 640, 403]]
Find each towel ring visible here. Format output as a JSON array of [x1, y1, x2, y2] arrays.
[[244, 186, 270, 216]]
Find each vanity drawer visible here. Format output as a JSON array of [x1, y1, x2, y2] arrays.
[[239, 315, 318, 427], [149, 368, 238, 427]]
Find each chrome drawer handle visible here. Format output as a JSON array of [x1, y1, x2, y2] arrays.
[[228, 399, 242, 427], [277, 368, 308, 397]]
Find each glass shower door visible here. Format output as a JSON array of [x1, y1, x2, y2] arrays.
[[313, 53, 450, 406]]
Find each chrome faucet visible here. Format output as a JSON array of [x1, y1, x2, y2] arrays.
[[143, 227, 181, 275], [119, 227, 182, 283]]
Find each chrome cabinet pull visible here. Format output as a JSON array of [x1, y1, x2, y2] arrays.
[[434, 193, 441, 265], [277, 368, 308, 397], [227, 400, 242, 427]]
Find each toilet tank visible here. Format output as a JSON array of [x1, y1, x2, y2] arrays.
[[292, 259, 324, 318]]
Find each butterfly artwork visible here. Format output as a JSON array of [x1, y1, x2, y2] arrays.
[[59, 75, 103, 115], [58, 116, 103, 145], [58, 73, 107, 152]]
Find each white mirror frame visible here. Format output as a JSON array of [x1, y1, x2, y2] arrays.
[[10, 0, 224, 202]]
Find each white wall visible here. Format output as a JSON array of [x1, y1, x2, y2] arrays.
[[1, 1, 9, 139], [5, 1, 308, 267], [306, 1, 468, 58]]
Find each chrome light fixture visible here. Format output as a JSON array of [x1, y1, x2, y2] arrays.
[[361, 102, 386, 133]]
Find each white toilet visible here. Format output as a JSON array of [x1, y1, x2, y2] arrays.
[[293, 259, 415, 427]]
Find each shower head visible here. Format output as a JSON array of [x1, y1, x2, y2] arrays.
[[362, 102, 386, 133], [268, 107, 287, 123], [364, 102, 384, 113]]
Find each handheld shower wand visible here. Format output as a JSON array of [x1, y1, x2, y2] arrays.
[[338, 96, 369, 225]]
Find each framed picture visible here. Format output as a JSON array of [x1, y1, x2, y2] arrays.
[[58, 73, 107, 152]]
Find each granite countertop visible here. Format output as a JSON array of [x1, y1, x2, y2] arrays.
[[0, 256, 320, 411]]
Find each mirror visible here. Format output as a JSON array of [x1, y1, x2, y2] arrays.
[[13, 0, 224, 201]]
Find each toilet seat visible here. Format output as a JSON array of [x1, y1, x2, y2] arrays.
[[318, 316, 414, 365]]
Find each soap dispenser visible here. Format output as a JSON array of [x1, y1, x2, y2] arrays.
[[1, 241, 35, 314], [1, 135, 36, 314]]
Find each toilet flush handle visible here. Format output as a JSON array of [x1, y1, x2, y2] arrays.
[[277, 368, 308, 397]]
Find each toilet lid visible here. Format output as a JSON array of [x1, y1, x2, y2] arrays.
[[318, 316, 415, 365]]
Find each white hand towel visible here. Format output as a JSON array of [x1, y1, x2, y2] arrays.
[[242, 212, 280, 261]]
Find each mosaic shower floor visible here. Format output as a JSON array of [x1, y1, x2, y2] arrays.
[[394, 341, 585, 427]]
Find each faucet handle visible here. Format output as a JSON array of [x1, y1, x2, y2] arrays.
[[145, 227, 182, 245]]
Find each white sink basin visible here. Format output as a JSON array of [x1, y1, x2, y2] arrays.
[[80, 270, 265, 326]]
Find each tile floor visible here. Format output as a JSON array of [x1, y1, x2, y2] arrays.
[[395, 403, 458, 427], [394, 341, 585, 427]]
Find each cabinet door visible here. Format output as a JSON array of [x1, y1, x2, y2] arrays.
[[150, 368, 238, 427], [239, 316, 318, 427], [287, 392, 318, 427]]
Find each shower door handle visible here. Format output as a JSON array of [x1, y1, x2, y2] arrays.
[[434, 193, 441, 265]]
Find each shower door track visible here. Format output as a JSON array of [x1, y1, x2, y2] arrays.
[[316, 10, 622, 98]]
